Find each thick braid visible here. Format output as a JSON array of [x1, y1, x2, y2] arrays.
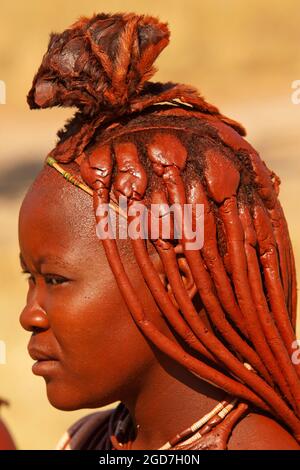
[[269, 200, 298, 330], [187, 112, 299, 359], [239, 204, 300, 413], [130, 237, 219, 365], [186, 179, 294, 395], [186, 178, 248, 338], [253, 200, 299, 367], [113, 141, 218, 363], [197, 112, 297, 331], [145, 132, 300, 435], [48, 120, 300, 440], [218, 196, 281, 376], [184, 180, 272, 380], [268, 202, 290, 308], [147, 134, 272, 381], [185, 110, 298, 335], [80, 138, 270, 410]]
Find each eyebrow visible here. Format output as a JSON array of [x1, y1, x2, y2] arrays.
[[19, 252, 71, 270]]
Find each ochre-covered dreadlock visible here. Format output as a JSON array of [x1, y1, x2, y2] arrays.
[[27, 12, 300, 447]]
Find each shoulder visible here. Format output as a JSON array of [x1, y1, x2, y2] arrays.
[[56, 407, 116, 450], [228, 411, 300, 450]]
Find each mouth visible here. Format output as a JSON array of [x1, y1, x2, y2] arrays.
[[28, 345, 60, 376]]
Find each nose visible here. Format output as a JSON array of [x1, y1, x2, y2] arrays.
[[19, 294, 49, 333]]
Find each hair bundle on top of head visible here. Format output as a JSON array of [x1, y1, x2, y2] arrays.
[[27, 12, 245, 164], [28, 12, 300, 448], [27, 13, 170, 112]]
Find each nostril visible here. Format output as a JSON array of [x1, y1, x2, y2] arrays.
[[32, 327, 42, 335]]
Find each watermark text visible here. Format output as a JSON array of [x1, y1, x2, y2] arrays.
[[95, 196, 204, 250]]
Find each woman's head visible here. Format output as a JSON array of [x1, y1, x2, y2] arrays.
[[20, 11, 300, 440], [18, 160, 198, 411]]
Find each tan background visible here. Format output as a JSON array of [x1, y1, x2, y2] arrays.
[[0, 0, 300, 449]]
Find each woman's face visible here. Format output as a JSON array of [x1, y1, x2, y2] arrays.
[[18, 163, 168, 411]]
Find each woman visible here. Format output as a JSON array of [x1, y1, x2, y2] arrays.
[[18, 12, 300, 450]]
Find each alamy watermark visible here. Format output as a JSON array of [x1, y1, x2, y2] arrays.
[[291, 80, 300, 104], [291, 339, 300, 365], [95, 196, 204, 250], [0, 80, 6, 104]]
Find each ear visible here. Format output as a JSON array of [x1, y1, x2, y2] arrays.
[[150, 242, 197, 309]]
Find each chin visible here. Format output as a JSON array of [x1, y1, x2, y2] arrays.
[[46, 391, 83, 411], [45, 380, 116, 411]]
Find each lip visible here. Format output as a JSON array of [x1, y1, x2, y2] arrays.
[[28, 344, 60, 376], [28, 345, 58, 362], [32, 359, 60, 376]]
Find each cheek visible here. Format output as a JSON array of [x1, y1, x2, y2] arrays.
[[45, 269, 157, 408]]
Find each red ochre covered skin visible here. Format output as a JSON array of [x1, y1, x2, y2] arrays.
[[18, 12, 300, 450]]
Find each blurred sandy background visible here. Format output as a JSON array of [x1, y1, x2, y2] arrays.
[[0, 0, 300, 449]]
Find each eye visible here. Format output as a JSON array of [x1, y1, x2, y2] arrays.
[[44, 274, 68, 286], [20, 269, 68, 286]]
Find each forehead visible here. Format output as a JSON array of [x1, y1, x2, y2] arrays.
[[22, 164, 93, 224], [18, 163, 100, 262], [18, 161, 138, 266]]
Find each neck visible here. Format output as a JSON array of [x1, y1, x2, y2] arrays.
[[121, 353, 225, 450]]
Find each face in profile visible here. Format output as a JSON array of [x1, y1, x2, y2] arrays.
[[18, 162, 173, 411]]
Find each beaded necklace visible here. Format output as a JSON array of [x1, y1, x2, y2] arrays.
[[109, 396, 238, 450]]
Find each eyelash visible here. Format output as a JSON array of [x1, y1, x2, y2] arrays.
[[21, 269, 67, 286]]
